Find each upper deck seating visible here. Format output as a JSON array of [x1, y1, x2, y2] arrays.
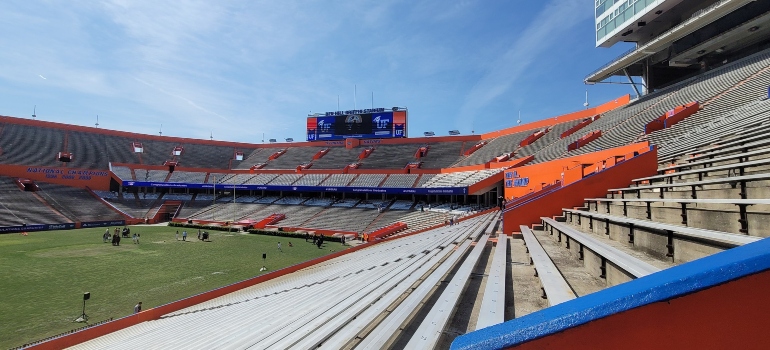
[[454, 130, 532, 167], [348, 174, 386, 187], [532, 48, 770, 163], [380, 174, 418, 188], [0, 124, 64, 167], [262, 147, 326, 169], [234, 147, 287, 169], [110, 166, 134, 181], [319, 174, 355, 187], [168, 171, 206, 183], [308, 148, 360, 169], [268, 174, 302, 186], [293, 174, 328, 186]]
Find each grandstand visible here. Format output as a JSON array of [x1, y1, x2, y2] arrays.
[[3, 1, 770, 347]]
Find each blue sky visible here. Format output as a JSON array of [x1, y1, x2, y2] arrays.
[[0, 0, 635, 143]]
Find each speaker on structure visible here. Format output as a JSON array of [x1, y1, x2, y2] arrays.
[[83, 292, 90, 301]]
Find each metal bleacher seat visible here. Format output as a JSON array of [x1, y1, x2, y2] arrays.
[[293, 173, 329, 186], [406, 232, 490, 349], [475, 218, 508, 330], [319, 173, 355, 187], [348, 174, 386, 187], [633, 157, 770, 185], [519, 225, 576, 308], [167, 171, 206, 183], [352, 214, 494, 349], [380, 174, 419, 188], [540, 217, 661, 285], [110, 165, 134, 181], [562, 207, 760, 263], [454, 130, 532, 167], [610, 172, 770, 200], [266, 174, 302, 185]]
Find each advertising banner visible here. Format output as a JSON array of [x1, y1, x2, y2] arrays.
[[122, 181, 468, 195]]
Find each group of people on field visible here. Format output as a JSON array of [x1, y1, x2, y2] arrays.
[[103, 227, 139, 245], [175, 229, 209, 242]]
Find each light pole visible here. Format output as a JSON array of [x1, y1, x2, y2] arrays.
[[212, 176, 216, 222]]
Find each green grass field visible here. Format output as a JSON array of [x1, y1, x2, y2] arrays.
[[0, 225, 342, 349]]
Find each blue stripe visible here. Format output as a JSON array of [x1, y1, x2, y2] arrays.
[[451, 237, 770, 350]]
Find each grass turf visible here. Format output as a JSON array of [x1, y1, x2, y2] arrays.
[[0, 225, 343, 349]]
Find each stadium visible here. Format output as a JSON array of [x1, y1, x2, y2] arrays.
[[2, 0, 770, 349]]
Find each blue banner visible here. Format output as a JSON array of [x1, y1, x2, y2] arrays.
[[81, 220, 127, 228], [122, 181, 468, 195], [0, 223, 76, 233]]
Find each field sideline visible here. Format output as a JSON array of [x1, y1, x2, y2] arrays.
[[0, 225, 341, 349]]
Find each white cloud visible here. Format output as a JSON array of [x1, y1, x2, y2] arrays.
[[455, 0, 591, 132]]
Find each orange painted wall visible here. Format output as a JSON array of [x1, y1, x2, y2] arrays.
[[507, 269, 770, 350], [502, 146, 657, 234], [0, 165, 111, 190], [481, 95, 630, 140], [469, 172, 504, 195], [503, 143, 649, 199]]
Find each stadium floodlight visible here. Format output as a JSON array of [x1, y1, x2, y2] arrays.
[[448, 130, 460, 135], [285, 138, 294, 142], [269, 139, 277, 143], [423, 131, 435, 137], [32, 105, 37, 120]]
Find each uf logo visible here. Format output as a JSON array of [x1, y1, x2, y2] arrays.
[[513, 178, 530, 187], [373, 116, 390, 129], [318, 120, 331, 132]]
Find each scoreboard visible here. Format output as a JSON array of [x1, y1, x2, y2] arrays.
[[307, 108, 408, 141]]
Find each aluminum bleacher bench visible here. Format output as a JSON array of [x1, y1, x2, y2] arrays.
[[634, 157, 770, 185], [563, 208, 759, 249], [686, 134, 770, 162], [319, 219, 487, 348], [356, 214, 493, 348], [475, 234, 508, 330], [584, 197, 770, 236], [301, 226, 470, 348], [269, 232, 463, 349], [658, 146, 770, 174], [610, 172, 770, 199], [520, 225, 576, 307], [658, 119, 770, 163], [405, 231, 491, 349], [540, 217, 660, 278]]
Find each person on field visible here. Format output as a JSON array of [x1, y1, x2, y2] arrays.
[[134, 302, 142, 313], [182, 231, 187, 241]]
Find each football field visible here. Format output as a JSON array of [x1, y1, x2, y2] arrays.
[[0, 225, 340, 349]]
